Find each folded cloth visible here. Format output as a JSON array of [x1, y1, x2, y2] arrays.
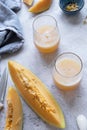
[[0, 0, 24, 55], [1, 0, 21, 12]]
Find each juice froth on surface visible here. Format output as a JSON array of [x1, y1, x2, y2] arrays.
[[56, 58, 81, 77]]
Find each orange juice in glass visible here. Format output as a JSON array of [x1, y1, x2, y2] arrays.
[[33, 15, 60, 53], [53, 52, 83, 91]]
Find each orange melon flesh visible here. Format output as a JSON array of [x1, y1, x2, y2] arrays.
[[23, 0, 33, 6], [8, 61, 65, 128], [5, 87, 23, 130], [29, 0, 52, 13]]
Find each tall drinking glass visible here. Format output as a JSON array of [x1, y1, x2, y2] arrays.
[[53, 52, 83, 91], [33, 15, 60, 53]]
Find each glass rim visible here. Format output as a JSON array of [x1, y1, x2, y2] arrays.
[[33, 15, 58, 35], [55, 52, 83, 78]]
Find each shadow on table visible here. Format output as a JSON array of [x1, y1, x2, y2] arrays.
[[59, 12, 83, 25], [57, 82, 82, 106], [37, 49, 61, 67]]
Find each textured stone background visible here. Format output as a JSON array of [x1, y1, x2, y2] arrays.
[[0, 0, 87, 129]]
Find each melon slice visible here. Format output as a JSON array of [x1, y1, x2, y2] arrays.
[[23, 0, 33, 6], [5, 87, 23, 130], [29, 0, 52, 13], [8, 60, 65, 128]]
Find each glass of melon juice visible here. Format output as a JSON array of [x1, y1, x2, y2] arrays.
[[53, 52, 83, 91], [33, 15, 60, 53]]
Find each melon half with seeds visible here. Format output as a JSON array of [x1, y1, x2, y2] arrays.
[[8, 60, 65, 128]]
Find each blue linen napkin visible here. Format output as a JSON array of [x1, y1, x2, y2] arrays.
[[1, 0, 21, 11], [0, 0, 24, 55]]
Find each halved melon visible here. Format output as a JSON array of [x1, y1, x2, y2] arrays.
[[29, 0, 52, 13], [5, 87, 23, 130], [8, 60, 65, 128]]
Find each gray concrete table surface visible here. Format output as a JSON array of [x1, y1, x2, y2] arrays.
[[0, 0, 87, 129]]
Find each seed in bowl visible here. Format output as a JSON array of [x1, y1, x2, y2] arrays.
[[65, 3, 79, 11]]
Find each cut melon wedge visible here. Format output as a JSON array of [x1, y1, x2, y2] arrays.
[[8, 60, 65, 128], [5, 87, 23, 130], [23, 0, 33, 6], [29, 0, 52, 13]]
